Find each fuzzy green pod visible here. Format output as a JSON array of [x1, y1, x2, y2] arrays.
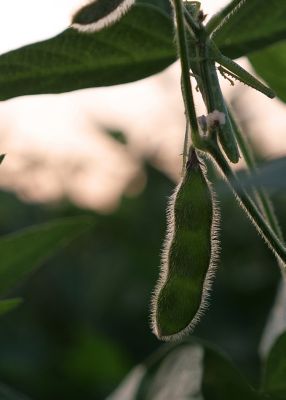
[[151, 148, 219, 341]]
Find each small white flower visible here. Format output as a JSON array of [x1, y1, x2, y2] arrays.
[[206, 110, 226, 128]]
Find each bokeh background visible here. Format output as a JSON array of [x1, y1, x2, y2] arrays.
[[0, 1, 285, 399]]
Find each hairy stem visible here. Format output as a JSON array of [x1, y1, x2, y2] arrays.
[[172, 0, 205, 150], [206, 0, 244, 36]]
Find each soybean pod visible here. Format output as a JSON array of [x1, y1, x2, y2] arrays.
[[151, 148, 219, 341]]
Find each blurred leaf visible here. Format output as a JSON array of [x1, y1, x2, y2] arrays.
[[249, 41, 286, 103], [0, 298, 22, 316], [0, 216, 93, 295], [0, 154, 5, 165], [263, 331, 286, 400], [0, 383, 31, 400], [109, 338, 260, 399], [260, 278, 286, 359], [105, 129, 128, 145], [214, 0, 286, 59], [63, 329, 130, 388], [240, 157, 286, 191], [0, 4, 175, 100]]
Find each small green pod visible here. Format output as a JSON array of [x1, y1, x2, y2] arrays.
[[151, 148, 219, 341]]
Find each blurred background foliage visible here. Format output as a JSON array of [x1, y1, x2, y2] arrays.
[[0, 136, 283, 399]]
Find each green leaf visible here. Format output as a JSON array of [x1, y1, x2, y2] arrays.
[[0, 298, 22, 316], [0, 216, 93, 295], [0, 154, 5, 165], [214, 0, 286, 59], [0, 4, 175, 101], [240, 157, 286, 191], [263, 332, 286, 400], [109, 338, 260, 400], [0, 383, 31, 400], [249, 41, 286, 103], [72, 0, 136, 27]]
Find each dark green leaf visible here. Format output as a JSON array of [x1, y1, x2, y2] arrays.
[[0, 4, 175, 101], [137, 0, 171, 16], [263, 332, 286, 400], [0, 216, 93, 295], [239, 157, 286, 191], [72, 0, 135, 27], [0, 298, 22, 316], [0, 154, 5, 164], [109, 338, 260, 400], [202, 345, 259, 400], [214, 0, 286, 59], [105, 129, 128, 145], [0, 383, 31, 400], [249, 41, 286, 103]]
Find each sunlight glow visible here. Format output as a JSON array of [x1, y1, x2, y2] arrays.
[[0, 0, 285, 211]]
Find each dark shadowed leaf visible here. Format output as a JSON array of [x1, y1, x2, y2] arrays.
[[0, 4, 175, 101], [0, 383, 32, 400], [109, 338, 260, 400], [263, 332, 286, 400], [0, 217, 93, 294], [239, 157, 286, 191], [213, 0, 286, 59], [249, 41, 286, 103], [0, 298, 22, 316]]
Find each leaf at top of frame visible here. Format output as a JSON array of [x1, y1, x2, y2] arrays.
[[212, 0, 286, 59], [0, 3, 175, 101]]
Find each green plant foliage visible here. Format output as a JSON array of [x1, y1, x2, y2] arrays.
[[0, 0, 285, 100], [214, 0, 286, 59], [0, 298, 22, 316], [72, 0, 135, 27], [109, 338, 260, 399], [0, 217, 93, 295], [0, 161, 281, 399], [262, 332, 286, 400], [249, 42, 286, 103], [0, 4, 175, 100], [0, 383, 31, 400]]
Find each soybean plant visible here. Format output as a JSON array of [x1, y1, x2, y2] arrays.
[[152, 0, 286, 340], [72, 0, 286, 341]]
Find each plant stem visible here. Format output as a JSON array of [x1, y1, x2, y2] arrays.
[[172, 0, 205, 150], [209, 143, 286, 265], [173, 0, 286, 265]]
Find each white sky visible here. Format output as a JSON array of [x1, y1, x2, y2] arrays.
[[0, 0, 285, 211]]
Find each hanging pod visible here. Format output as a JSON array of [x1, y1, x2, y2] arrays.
[[151, 148, 220, 341]]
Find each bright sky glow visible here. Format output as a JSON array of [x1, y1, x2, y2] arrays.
[[0, 0, 285, 211]]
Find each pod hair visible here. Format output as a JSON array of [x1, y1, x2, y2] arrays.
[[151, 148, 220, 341], [72, 0, 135, 32]]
